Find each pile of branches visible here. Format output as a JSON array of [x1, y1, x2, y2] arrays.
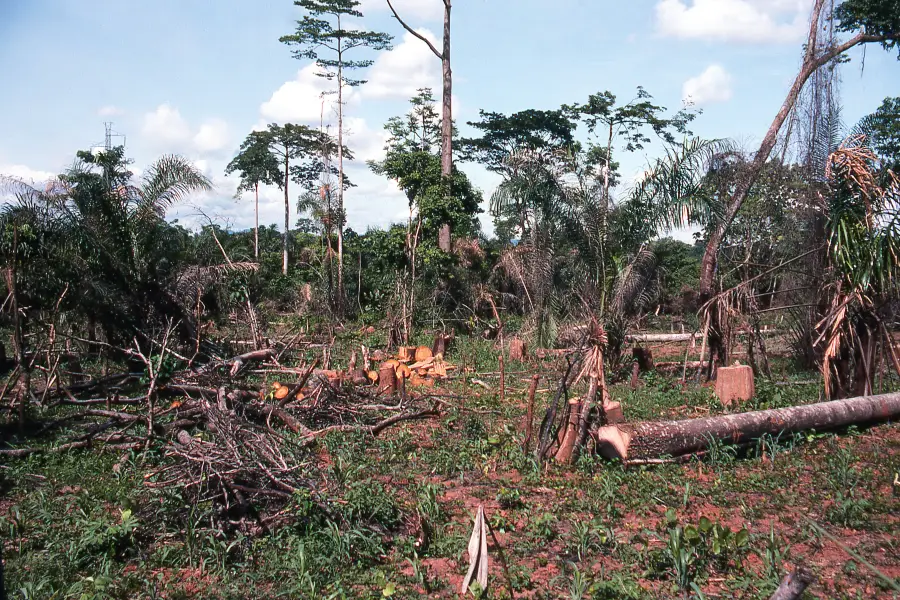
[[1, 342, 441, 529]]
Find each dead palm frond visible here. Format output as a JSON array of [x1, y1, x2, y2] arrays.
[[610, 246, 660, 319]]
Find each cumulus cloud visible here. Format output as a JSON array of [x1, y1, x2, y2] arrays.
[[655, 0, 810, 43], [260, 63, 359, 125], [142, 103, 192, 148], [141, 104, 231, 155], [344, 116, 389, 163], [359, 0, 443, 22], [363, 29, 441, 99], [0, 164, 56, 185], [682, 64, 734, 105], [194, 119, 231, 154]]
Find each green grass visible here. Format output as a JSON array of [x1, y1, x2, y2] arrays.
[[2, 332, 899, 598]]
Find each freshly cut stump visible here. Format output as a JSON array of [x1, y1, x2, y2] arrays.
[[378, 365, 397, 395], [593, 392, 900, 462], [715, 364, 755, 406], [632, 347, 654, 371], [509, 337, 527, 361]]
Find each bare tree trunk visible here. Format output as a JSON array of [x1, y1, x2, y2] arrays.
[[386, 0, 454, 253], [336, 33, 346, 314], [283, 149, 290, 276], [254, 181, 260, 260], [697, 0, 889, 375], [438, 0, 453, 253], [594, 392, 900, 462]]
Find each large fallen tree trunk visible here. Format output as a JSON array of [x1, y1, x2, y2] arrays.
[[625, 330, 779, 343], [594, 392, 900, 462]]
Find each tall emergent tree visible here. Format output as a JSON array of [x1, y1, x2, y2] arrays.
[[261, 122, 342, 276], [694, 0, 899, 376], [386, 0, 455, 252], [280, 0, 392, 308], [225, 131, 282, 259]]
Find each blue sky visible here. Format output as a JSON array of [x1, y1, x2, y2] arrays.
[[1, 0, 897, 239]]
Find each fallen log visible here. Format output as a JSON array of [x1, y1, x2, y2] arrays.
[[626, 330, 779, 343], [593, 392, 900, 462]]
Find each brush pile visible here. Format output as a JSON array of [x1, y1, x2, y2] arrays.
[[2, 340, 446, 529]]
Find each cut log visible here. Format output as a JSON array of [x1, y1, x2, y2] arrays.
[[593, 392, 900, 462], [395, 364, 412, 380], [508, 337, 527, 362], [716, 364, 755, 406], [769, 567, 816, 600], [626, 330, 779, 343], [415, 346, 433, 362], [627, 332, 699, 343]]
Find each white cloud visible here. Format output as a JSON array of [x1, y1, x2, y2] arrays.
[[363, 29, 441, 99], [344, 116, 389, 163], [682, 64, 734, 105], [142, 103, 192, 148], [194, 119, 230, 154], [0, 164, 55, 185], [141, 104, 232, 156], [359, 0, 443, 22], [655, 0, 810, 43], [260, 63, 359, 125], [98, 105, 125, 117]]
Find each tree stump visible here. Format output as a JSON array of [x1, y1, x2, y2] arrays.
[[715, 364, 755, 406], [603, 400, 624, 425], [630, 363, 640, 390], [509, 337, 527, 362], [348, 369, 368, 386], [378, 365, 397, 395], [632, 346, 654, 371]]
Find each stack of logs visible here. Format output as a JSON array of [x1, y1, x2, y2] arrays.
[[268, 339, 456, 401]]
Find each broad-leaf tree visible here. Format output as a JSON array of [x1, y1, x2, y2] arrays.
[[281, 0, 392, 309], [569, 86, 698, 208], [225, 131, 282, 258], [261, 123, 342, 275]]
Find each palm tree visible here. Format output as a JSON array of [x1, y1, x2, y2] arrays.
[[817, 133, 900, 398], [617, 137, 739, 375], [1, 147, 212, 346]]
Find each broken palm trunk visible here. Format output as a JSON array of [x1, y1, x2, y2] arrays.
[[594, 392, 900, 462], [553, 322, 621, 463]]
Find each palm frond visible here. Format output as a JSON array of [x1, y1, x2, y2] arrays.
[[611, 247, 660, 318], [136, 155, 212, 218], [621, 137, 738, 240]]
